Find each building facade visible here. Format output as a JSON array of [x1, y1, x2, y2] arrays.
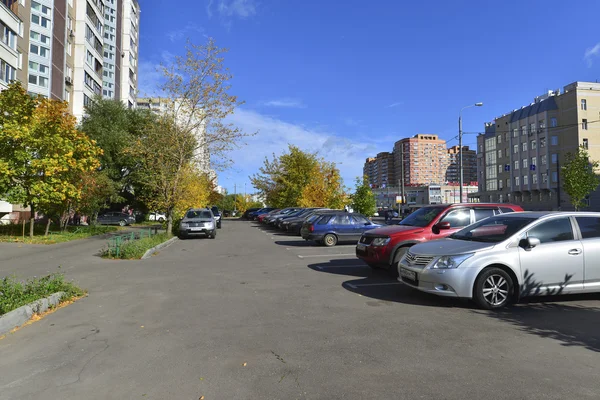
[[101, 0, 120, 99], [1, 0, 23, 91], [393, 134, 448, 186], [446, 145, 477, 184], [472, 82, 600, 211], [372, 184, 479, 209], [362, 152, 395, 188], [119, 0, 138, 107]]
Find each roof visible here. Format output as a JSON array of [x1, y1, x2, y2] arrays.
[[509, 97, 558, 123]]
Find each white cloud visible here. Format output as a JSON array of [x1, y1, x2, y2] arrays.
[[223, 109, 386, 189], [386, 102, 403, 108], [206, 0, 257, 18], [167, 24, 204, 42], [584, 43, 600, 67], [260, 98, 306, 108]]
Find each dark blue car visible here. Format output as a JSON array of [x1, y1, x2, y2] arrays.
[[249, 207, 276, 220], [300, 212, 381, 246]]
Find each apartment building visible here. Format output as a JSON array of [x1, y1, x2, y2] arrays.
[[473, 81, 600, 211], [363, 152, 395, 188], [446, 145, 477, 184], [119, 0, 138, 108], [1, 0, 24, 90], [101, 0, 120, 100], [393, 134, 448, 186]]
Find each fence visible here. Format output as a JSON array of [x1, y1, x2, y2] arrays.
[[106, 228, 157, 257]]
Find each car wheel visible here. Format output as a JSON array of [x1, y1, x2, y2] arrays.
[[119, 220, 126, 227], [323, 234, 337, 247], [158, 217, 165, 222], [473, 267, 514, 310], [210, 231, 217, 239], [179, 235, 187, 240], [390, 247, 409, 277], [217, 221, 222, 229]]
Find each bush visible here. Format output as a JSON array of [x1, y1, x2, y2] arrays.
[[0, 273, 85, 316], [103, 233, 171, 259]]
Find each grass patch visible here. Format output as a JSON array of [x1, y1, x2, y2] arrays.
[[131, 221, 164, 227], [102, 233, 171, 259], [0, 273, 85, 316], [0, 224, 119, 244]]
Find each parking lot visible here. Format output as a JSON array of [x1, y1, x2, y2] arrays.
[[1, 219, 600, 399]]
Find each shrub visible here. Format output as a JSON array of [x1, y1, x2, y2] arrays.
[[103, 233, 170, 259]]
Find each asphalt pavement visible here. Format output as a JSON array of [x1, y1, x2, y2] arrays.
[[1, 220, 599, 399]]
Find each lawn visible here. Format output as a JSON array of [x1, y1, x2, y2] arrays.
[[0, 273, 85, 316], [0, 224, 119, 244], [102, 233, 171, 259]]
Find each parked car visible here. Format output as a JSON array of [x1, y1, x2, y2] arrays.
[[179, 208, 217, 239], [211, 206, 222, 229], [356, 203, 524, 276], [242, 208, 261, 220], [97, 212, 136, 226], [397, 211, 600, 309], [280, 209, 330, 233], [301, 212, 381, 246], [263, 208, 300, 225], [253, 208, 277, 221], [148, 212, 166, 222], [275, 208, 321, 229]]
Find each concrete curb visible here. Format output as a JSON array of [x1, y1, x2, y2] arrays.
[[0, 292, 64, 336], [141, 237, 178, 259]]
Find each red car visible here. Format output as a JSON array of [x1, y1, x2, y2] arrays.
[[257, 209, 280, 223], [356, 203, 524, 275]]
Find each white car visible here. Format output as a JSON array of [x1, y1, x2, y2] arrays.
[[148, 212, 166, 222]]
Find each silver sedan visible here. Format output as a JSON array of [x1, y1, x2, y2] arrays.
[[397, 211, 600, 309]]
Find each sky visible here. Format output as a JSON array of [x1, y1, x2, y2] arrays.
[[138, 0, 600, 195]]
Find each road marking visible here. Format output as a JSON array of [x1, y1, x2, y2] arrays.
[[287, 245, 356, 250], [316, 265, 367, 270], [298, 254, 355, 258], [345, 282, 403, 289]]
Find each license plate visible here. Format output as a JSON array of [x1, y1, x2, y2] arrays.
[[356, 243, 366, 251], [190, 227, 204, 231], [399, 268, 417, 281]]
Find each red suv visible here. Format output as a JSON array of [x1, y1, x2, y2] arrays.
[[355, 203, 524, 275]]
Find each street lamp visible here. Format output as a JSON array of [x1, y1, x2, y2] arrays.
[[459, 102, 483, 202]]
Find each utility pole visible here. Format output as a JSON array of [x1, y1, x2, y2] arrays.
[[400, 149, 405, 215], [234, 183, 237, 212], [459, 103, 483, 202], [556, 157, 561, 210]]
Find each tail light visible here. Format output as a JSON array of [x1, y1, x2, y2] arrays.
[[309, 224, 314, 233]]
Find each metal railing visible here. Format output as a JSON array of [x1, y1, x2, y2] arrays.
[[106, 228, 156, 257]]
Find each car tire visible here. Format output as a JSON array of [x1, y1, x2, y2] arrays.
[[179, 235, 187, 240], [158, 217, 165, 222], [210, 231, 217, 239], [217, 221, 222, 229], [473, 267, 514, 310], [119, 220, 126, 227], [390, 247, 409, 277], [323, 234, 337, 247]]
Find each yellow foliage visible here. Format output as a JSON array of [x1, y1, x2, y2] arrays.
[[173, 167, 215, 219]]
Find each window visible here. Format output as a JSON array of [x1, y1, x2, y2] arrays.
[[498, 179, 503, 189], [582, 119, 588, 130], [333, 215, 352, 225], [522, 158, 527, 168], [506, 178, 510, 187], [540, 137, 546, 148], [31, 14, 40, 25], [521, 126, 526, 136], [498, 164, 503, 174], [551, 153, 558, 164], [31, 1, 51, 15], [530, 123, 535, 135], [581, 99, 587, 111], [531, 156, 537, 167], [1, 23, 17, 50], [504, 133, 509, 142], [541, 154, 547, 165], [532, 173, 538, 184], [352, 215, 369, 225], [531, 140, 536, 150], [526, 218, 574, 244], [583, 138, 589, 149], [551, 117, 557, 128], [522, 142, 528, 151], [497, 150, 502, 159], [514, 160, 519, 170], [28, 74, 48, 87], [0, 59, 16, 83], [497, 135, 502, 144], [29, 43, 49, 58], [539, 120, 545, 130], [473, 208, 495, 222], [542, 173, 548, 183], [513, 128, 518, 138], [552, 171, 558, 182], [523, 175, 528, 185], [64, 88, 70, 102], [575, 217, 600, 239], [551, 136, 558, 146], [513, 144, 518, 154], [440, 209, 471, 228], [515, 176, 520, 186]]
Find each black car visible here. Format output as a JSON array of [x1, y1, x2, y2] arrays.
[[242, 208, 261, 220], [211, 206, 222, 229], [97, 212, 136, 226], [283, 209, 339, 235]]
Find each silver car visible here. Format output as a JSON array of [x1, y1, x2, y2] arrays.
[[397, 212, 600, 309], [179, 208, 217, 239]]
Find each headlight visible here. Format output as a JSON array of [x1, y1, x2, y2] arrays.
[[180, 223, 189, 228], [430, 254, 474, 269], [205, 221, 214, 228], [371, 237, 391, 247]]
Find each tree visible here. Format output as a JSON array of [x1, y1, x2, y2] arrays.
[[562, 146, 600, 211], [159, 37, 252, 171], [351, 176, 377, 216], [0, 82, 102, 237], [74, 170, 120, 223], [299, 163, 347, 208], [172, 168, 215, 219]]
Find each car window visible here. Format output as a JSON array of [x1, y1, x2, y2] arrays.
[[211, 207, 220, 215], [575, 217, 600, 239], [500, 207, 517, 214], [526, 218, 574, 244], [352, 215, 369, 224], [186, 211, 212, 219], [399, 206, 445, 227], [333, 215, 352, 225], [440, 209, 471, 228], [473, 208, 495, 222], [317, 215, 335, 225], [451, 215, 536, 243]]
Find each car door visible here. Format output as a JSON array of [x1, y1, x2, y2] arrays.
[[518, 217, 584, 295], [429, 208, 472, 240], [351, 215, 372, 241], [574, 216, 600, 291], [332, 214, 354, 241]]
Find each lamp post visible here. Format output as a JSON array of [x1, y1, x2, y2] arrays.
[[459, 102, 483, 202]]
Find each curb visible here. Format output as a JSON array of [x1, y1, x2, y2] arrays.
[[0, 292, 64, 336], [141, 237, 178, 259]]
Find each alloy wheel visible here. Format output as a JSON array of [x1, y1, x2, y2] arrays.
[[482, 274, 509, 306]]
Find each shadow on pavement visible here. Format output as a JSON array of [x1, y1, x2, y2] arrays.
[[475, 299, 600, 352], [275, 240, 318, 247], [307, 259, 373, 278]]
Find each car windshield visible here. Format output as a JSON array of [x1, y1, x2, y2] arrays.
[[185, 211, 212, 219], [450, 215, 537, 243], [399, 207, 445, 227], [211, 207, 220, 215]]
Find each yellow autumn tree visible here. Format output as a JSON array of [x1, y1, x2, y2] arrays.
[[173, 167, 215, 219], [299, 162, 347, 209]]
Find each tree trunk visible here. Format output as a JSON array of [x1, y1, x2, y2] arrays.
[[166, 207, 174, 237], [29, 204, 35, 238], [44, 217, 52, 236]]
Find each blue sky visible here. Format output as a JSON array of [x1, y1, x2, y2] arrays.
[[138, 0, 600, 194]]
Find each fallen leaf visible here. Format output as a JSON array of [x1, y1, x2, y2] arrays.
[[242, 362, 247, 367], [199, 396, 205, 400], [141, 326, 144, 328]]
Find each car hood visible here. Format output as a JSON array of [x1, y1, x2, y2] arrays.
[[409, 238, 495, 256], [182, 218, 214, 223], [364, 225, 425, 237]]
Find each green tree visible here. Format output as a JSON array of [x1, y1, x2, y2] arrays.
[[0, 82, 102, 237], [562, 146, 600, 211], [351, 176, 377, 216]]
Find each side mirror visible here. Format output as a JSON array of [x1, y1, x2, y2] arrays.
[[519, 237, 541, 250], [437, 222, 451, 230]]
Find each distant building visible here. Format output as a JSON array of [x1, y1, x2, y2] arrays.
[[372, 184, 479, 208], [393, 134, 448, 186], [472, 81, 600, 211], [446, 145, 477, 184], [363, 152, 395, 188]]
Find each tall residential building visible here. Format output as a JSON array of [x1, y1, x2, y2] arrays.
[[101, 0, 120, 100], [393, 134, 448, 186], [362, 152, 395, 188], [446, 145, 477, 184], [1, 0, 23, 90], [119, 0, 138, 108], [473, 82, 600, 211], [27, 0, 53, 97]]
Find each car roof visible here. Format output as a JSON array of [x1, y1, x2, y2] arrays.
[[500, 211, 600, 219]]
